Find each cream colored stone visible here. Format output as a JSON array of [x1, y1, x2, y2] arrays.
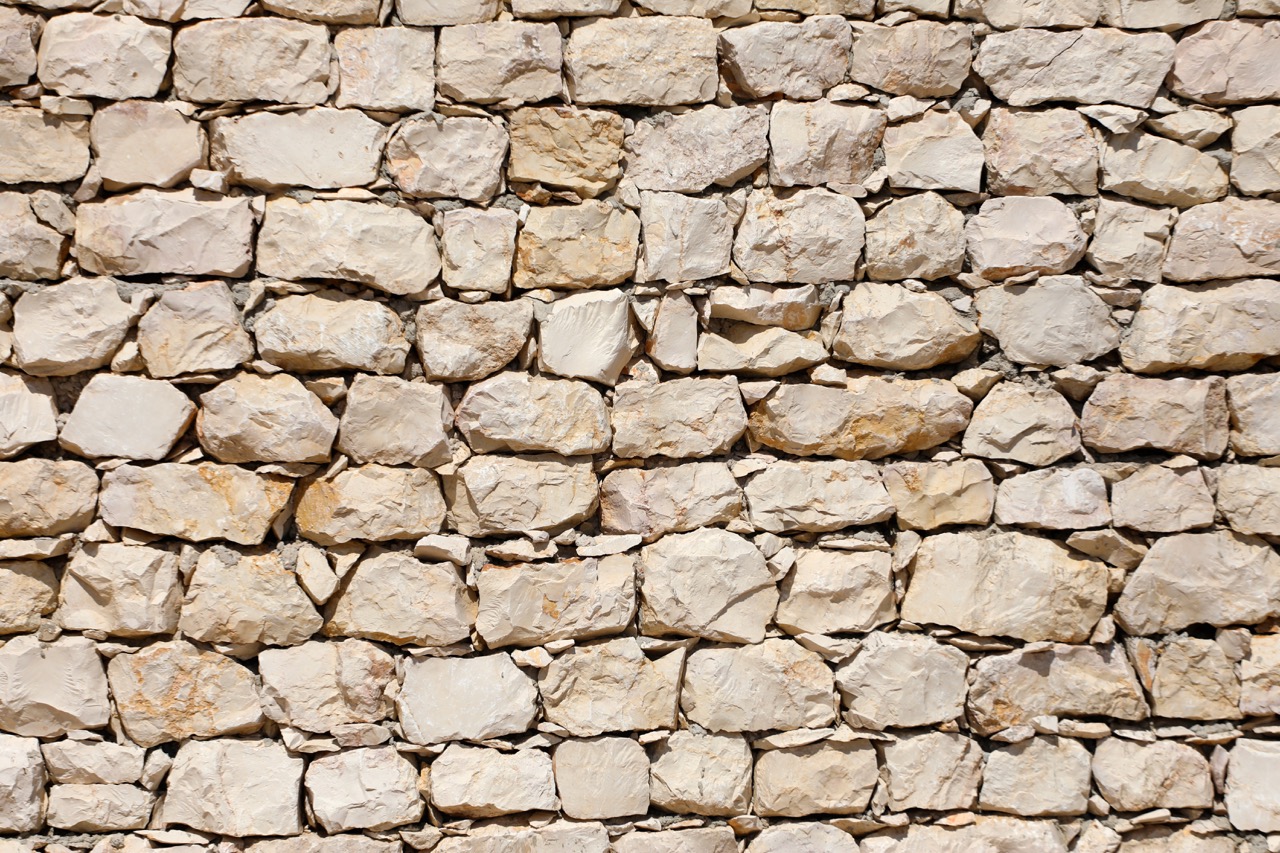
[[296, 465, 445, 545], [0, 635, 109, 738], [862, 818, 1070, 853], [338, 376, 451, 468], [40, 740, 144, 785], [979, 278, 1119, 367], [58, 543, 180, 637], [478, 555, 634, 648], [335, 27, 435, 112], [1104, 128, 1232, 208], [1093, 738, 1213, 812], [0, 192, 65, 281], [430, 744, 555, 818], [882, 732, 983, 811], [745, 459, 894, 533], [0, 8, 38, 87], [0, 459, 97, 538], [99, 462, 292, 545], [682, 639, 835, 732], [554, 737, 648, 820], [966, 197, 1087, 280], [45, 783, 152, 831], [37, 13, 170, 98], [538, 289, 636, 385], [882, 459, 995, 530], [179, 548, 321, 648], [1101, 0, 1223, 26], [91, 101, 205, 190], [437, 22, 561, 105], [835, 282, 978, 370], [11, 277, 132, 376], [837, 633, 969, 729], [963, 383, 1080, 466], [396, 0, 497, 24], [262, 0, 375, 23], [1082, 374, 1228, 458], [1229, 373, 1280, 456], [417, 298, 532, 382], [386, 115, 507, 203], [1152, 636, 1240, 720], [650, 731, 751, 817], [445, 454, 597, 537], [508, 106, 623, 198], [0, 108, 88, 184], [637, 0, 749, 11], [307, 747, 422, 831], [983, 107, 1097, 196], [734, 187, 864, 283], [257, 292, 410, 375], [1162, 197, 1280, 282], [721, 16, 850, 100], [980, 737, 1091, 817], [994, 468, 1110, 530], [637, 192, 734, 283], [0, 561, 56, 635], [1086, 198, 1175, 284], [163, 739, 302, 837], [1170, 20, 1280, 105], [76, 189, 254, 277], [612, 377, 745, 459], [436, 825, 611, 853], [626, 105, 767, 196], [258, 638, 393, 734], [457, 373, 604, 455], [567, 16, 717, 106], [967, 643, 1149, 735], [0, 372, 55, 459], [883, 110, 984, 193], [515, 201, 638, 290], [211, 109, 385, 191], [1123, 280, 1280, 374], [769, 99, 885, 188], [1226, 739, 1280, 832], [1233, 105, 1280, 195], [612, 829, 736, 853], [864, 192, 966, 281], [65, 374, 195, 462], [137, 282, 253, 378], [398, 653, 538, 744], [1115, 530, 1280, 635], [1218, 464, 1280, 536], [974, 29, 1175, 108], [755, 740, 876, 817], [707, 284, 823, 331], [776, 549, 893, 635], [849, 21, 970, 97], [1242, 634, 1280, 714], [977, 0, 1097, 27], [173, 18, 329, 104], [440, 207, 517, 294], [1111, 465, 1214, 533], [539, 637, 683, 736], [600, 462, 742, 541], [197, 373, 336, 464], [750, 824, 858, 853]]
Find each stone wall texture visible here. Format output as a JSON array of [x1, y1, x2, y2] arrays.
[[2, 0, 1280, 850]]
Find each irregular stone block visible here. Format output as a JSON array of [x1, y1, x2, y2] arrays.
[[566, 16, 717, 106]]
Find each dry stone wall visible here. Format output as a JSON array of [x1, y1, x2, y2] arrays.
[[2, 0, 1280, 850]]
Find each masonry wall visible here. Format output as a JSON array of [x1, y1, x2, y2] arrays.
[[2, 0, 1280, 850]]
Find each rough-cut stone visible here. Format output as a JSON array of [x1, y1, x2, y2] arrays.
[[848, 21, 970, 96], [963, 383, 1080, 466], [1153, 636, 1241, 719], [478, 556, 634, 648], [1101, 0, 1224, 27], [0, 561, 56, 635], [397, 0, 499, 24], [179, 548, 321, 649], [398, 654, 539, 744], [967, 643, 1150, 734], [836, 632, 969, 729], [1169, 20, 1280, 105], [429, 745, 555, 818], [538, 290, 637, 385], [45, 784, 153, 831], [835, 282, 979, 370], [1218, 464, 1280, 536], [976, 277, 1119, 367], [197, 373, 336, 464], [1229, 374, 1280, 456], [257, 293, 409, 375], [106, 640, 263, 746], [386, 116, 508, 203], [883, 111, 984, 193], [1242, 634, 1280, 714], [515, 201, 639, 290], [334, 27, 435, 112], [625, 105, 769, 193], [882, 459, 995, 530], [1093, 738, 1213, 812], [1162, 198, 1280, 282], [744, 460, 895, 533], [649, 731, 752, 817], [37, 13, 170, 99], [0, 372, 56, 459], [864, 192, 966, 281], [733, 187, 865, 284], [1082, 374, 1228, 458], [682, 639, 834, 732], [1101, 132, 1230, 208], [974, 29, 1175, 107], [612, 828, 736, 853], [1086, 198, 1175, 284], [76, 189, 254, 277], [966, 197, 1087, 280], [600, 463, 742, 541], [1110, 465, 1214, 533], [983, 107, 1097, 196], [445, 454, 597, 537], [1226, 739, 1280, 832], [437, 824, 612, 853], [172, 19, 330, 104], [754, 740, 877, 817], [296, 466, 444, 546], [259, 639, 393, 733], [612, 377, 745, 459], [0, 193, 65, 281], [749, 379, 972, 460], [306, 747, 422, 831], [0, 109, 89, 184], [0, 459, 98, 538], [553, 737, 649, 820], [637, 192, 734, 282], [11, 277, 133, 376], [979, 737, 1091, 817], [0, 635, 109, 738], [882, 732, 983, 812], [566, 16, 717, 106], [769, 100, 885, 188], [58, 543, 181, 637], [707, 284, 823, 330], [456, 373, 605, 455], [720, 16, 851, 100], [417, 299, 532, 382], [0, 8, 38, 88], [1122, 281, 1280, 373], [539, 637, 683, 736], [437, 22, 561, 105], [697, 324, 826, 377], [163, 739, 303, 837], [211, 109, 384, 190], [750, 824, 859, 853], [99, 462, 291, 545], [638, 528, 774, 643], [1115, 530, 1280, 635], [1233, 105, 1280, 195], [508, 106, 623, 198], [440, 207, 517, 294], [40, 740, 144, 786], [337, 376, 452, 468], [137, 281, 253, 378], [776, 549, 894, 635]]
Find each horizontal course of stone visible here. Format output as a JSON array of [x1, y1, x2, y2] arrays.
[[2, 0, 1280, 851]]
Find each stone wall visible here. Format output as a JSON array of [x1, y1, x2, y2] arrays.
[[1, 0, 1280, 850]]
